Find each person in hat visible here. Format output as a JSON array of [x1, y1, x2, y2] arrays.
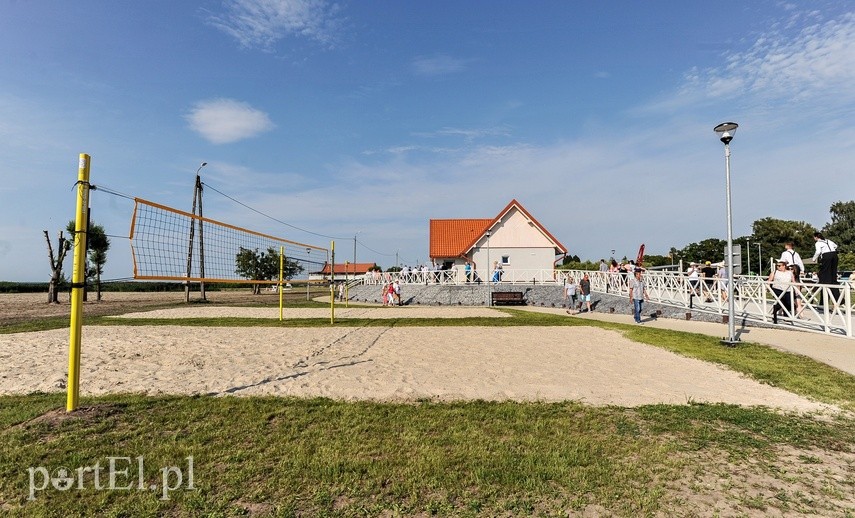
[[768, 259, 795, 324]]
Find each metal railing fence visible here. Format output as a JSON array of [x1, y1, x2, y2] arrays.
[[356, 267, 853, 338]]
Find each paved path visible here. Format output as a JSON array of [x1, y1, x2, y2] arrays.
[[518, 306, 855, 377]]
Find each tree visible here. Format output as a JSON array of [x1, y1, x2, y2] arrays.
[[235, 247, 304, 294], [680, 238, 727, 264], [66, 221, 110, 301], [43, 230, 71, 304], [641, 254, 670, 268], [751, 218, 816, 261], [822, 201, 855, 254]]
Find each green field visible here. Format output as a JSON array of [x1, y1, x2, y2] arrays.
[[1, 302, 854, 516]]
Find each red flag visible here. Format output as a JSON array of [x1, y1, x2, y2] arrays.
[[636, 244, 645, 267]]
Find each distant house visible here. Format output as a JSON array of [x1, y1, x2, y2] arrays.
[[315, 262, 376, 281], [429, 199, 567, 281]]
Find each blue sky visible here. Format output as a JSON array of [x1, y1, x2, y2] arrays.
[[1, 1, 853, 281]]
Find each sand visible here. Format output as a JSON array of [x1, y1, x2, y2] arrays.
[[0, 304, 834, 412]]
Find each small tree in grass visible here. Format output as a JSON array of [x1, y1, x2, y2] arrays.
[[44, 230, 71, 304], [235, 247, 304, 294]]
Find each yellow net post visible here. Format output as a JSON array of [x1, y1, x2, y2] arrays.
[[279, 246, 284, 321], [67, 153, 91, 412], [330, 241, 335, 324]]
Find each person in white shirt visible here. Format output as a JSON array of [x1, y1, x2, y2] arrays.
[[716, 263, 729, 302], [686, 262, 700, 297], [563, 277, 578, 313], [813, 232, 840, 304]]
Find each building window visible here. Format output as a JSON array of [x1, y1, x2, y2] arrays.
[[501, 255, 510, 265]]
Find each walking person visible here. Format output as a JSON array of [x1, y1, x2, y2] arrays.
[[628, 269, 650, 324], [563, 277, 578, 313], [686, 262, 700, 298], [716, 263, 729, 303], [778, 242, 805, 280], [579, 273, 593, 313], [392, 279, 402, 305], [386, 282, 396, 306], [701, 261, 716, 302], [464, 261, 472, 283], [812, 232, 839, 304], [492, 261, 502, 284], [778, 242, 805, 317]]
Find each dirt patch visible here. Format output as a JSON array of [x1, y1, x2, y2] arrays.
[[663, 445, 855, 516], [13, 404, 125, 430]]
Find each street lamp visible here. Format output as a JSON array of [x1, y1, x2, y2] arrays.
[[756, 243, 762, 275], [485, 229, 492, 306], [714, 121, 739, 346], [746, 237, 751, 276]]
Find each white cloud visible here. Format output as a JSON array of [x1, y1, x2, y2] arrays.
[[208, 0, 343, 50], [411, 55, 468, 76], [639, 11, 855, 116], [185, 98, 275, 144], [710, 12, 855, 102]]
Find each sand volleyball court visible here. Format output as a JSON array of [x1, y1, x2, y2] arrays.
[[0, 304, 833, 412]]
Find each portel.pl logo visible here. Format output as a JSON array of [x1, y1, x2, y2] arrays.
[[28, 456, 195, 501]]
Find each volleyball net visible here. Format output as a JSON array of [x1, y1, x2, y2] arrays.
[[129, 197, 328, 283]]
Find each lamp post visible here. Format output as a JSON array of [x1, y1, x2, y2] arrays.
[[353, 231, 361, 280], [306, 247, 311, 301], [746, 237, 751, 276], [486, 229, 492, 306], [714, 122, 739, 346], [756, 243, 762, 276]]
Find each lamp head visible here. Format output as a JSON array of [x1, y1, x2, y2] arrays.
[[714, 122, 738, 144]]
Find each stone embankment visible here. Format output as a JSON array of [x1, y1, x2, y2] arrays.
[[346, 283, 729, 324]]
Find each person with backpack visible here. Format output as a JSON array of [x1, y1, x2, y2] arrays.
[[778, 242, 805, 281]]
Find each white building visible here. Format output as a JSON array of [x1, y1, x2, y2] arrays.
[[429, 199, 567, 282]]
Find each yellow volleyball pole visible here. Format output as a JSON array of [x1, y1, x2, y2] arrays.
[[330, 241, 335, 324], [67, 153, 91, 412], [279, 246, 284, 321]]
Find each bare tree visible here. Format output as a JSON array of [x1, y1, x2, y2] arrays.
[[44, 230, 71, 304]]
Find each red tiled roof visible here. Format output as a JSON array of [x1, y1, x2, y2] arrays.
[[429, 219, 492, 258], [318, 262, 375, 275], [430, 200, 567, 259]]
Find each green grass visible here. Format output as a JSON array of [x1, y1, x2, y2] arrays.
[[4, 303, 855, 515], [1, 395, 853, 517]]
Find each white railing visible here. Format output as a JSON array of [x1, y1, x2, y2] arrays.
[[358, 268, 853, 338], [567, 269, 853, 339]]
